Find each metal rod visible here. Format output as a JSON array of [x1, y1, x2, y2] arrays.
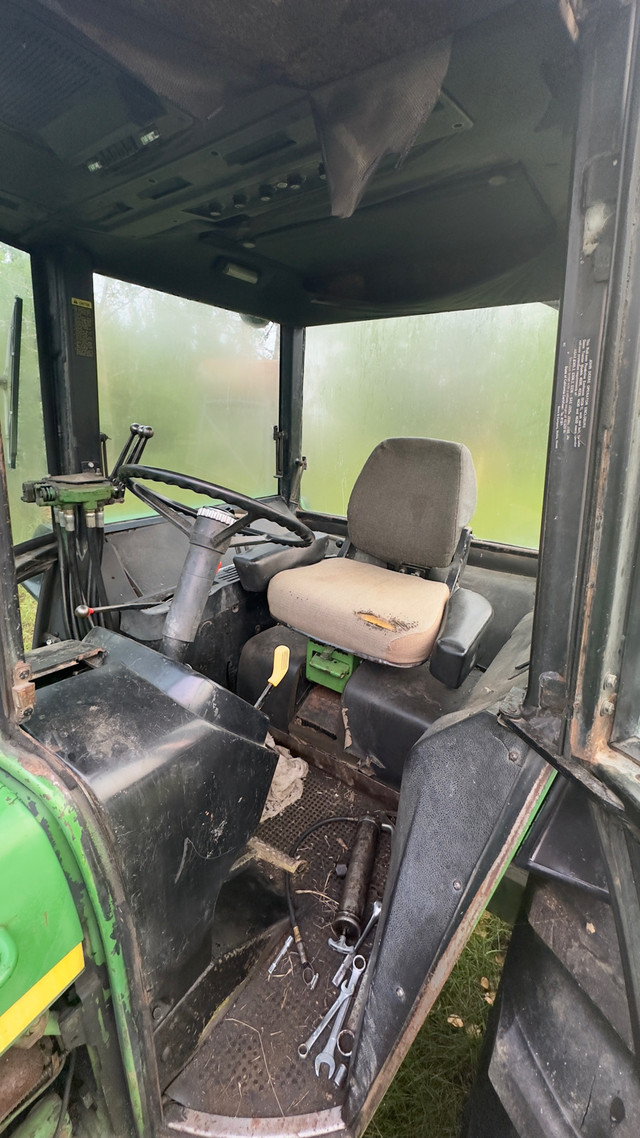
[[75, 588, 174, 617]]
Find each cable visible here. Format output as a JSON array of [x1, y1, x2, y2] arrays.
[[286, 815, 358, 927], [285, 815, 358, 984], [52, 1048, 76, 1138], [86, 541, 98, 623]]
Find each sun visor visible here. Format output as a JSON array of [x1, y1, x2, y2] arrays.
[[310, 38, 452, 219]]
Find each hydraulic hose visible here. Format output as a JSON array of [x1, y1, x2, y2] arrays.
[[286, 816, 358, 986], [53, 517, 74, 640], [67, 527, 93, 634]]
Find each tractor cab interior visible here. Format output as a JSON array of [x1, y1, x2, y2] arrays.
[[0, 0, 592, 1134]]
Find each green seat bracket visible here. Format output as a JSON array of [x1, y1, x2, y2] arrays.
[[306, 639, 359, 694]]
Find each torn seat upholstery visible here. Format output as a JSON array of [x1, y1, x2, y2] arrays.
[[268, 437, 477, 666]]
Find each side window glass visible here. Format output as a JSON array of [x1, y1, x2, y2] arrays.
[[302, 304, 558, 548], [0, 242, 48, 544]]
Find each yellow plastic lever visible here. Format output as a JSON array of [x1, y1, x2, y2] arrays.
[[267, 644, 290, 689], [255, 645, 291, 710]]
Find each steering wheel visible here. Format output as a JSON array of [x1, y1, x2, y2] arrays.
[[119, 463, 314, 548]]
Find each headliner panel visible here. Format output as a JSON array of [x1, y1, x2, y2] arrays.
[[0, 0, 581, 323]]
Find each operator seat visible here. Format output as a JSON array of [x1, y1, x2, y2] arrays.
[[267, 437, 477, 668]]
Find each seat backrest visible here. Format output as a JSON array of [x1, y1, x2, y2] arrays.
[[347, 437, 477, 568]]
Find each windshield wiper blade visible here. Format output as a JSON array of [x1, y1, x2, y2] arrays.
[[1, 296, 23, 470]]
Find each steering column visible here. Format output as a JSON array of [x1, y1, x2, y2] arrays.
[[161, 505, 235, 663], [117, 462, 314, 664]]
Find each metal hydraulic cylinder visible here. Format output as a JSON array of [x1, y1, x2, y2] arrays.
[[332, 815, 381, 943]]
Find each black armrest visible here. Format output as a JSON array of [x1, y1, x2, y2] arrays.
[[430, 588, 493, 689], [234, 535, 329, 592]]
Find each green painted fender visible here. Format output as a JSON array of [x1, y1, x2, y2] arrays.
[[0, 781, 84, 1056]]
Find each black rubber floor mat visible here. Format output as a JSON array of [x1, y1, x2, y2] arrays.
[[166, 767, 393, 1118]]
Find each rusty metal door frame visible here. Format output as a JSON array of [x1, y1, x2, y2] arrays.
[[513, 1, 640, 823]]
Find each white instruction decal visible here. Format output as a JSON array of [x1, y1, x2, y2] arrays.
[[555, 337, 593, 449]]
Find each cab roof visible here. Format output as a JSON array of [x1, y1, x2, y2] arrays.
[[0, 0, 580, 323]]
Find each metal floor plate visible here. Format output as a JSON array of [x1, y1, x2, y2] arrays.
[[166, 766, 392, 1119]]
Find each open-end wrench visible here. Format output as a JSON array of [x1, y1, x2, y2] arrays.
[[332, 900, 382, 987], [314, 990, 352, 1079], [298, 991, 351, 1060], [298, 954, 366, 1060], [315, 956, 366, 1079]]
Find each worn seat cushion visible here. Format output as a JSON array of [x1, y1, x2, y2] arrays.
[[267, 558, 450, 666]]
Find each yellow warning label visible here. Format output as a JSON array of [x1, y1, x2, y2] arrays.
[[71, 297, 93, 309], [0, 943, 84, 1055]]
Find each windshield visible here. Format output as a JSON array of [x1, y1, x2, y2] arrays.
[[94, 275, 279, 517]]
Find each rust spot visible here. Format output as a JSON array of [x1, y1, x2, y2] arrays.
[[571, 426, 612, 763], [0, 1040, 62, 1122], [269, 724, 398, 811], [341, 706, 353, 749]]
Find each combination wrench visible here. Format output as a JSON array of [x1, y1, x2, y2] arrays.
[[314, 957, 366, 1079], [298, 954, 366, 1060]]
